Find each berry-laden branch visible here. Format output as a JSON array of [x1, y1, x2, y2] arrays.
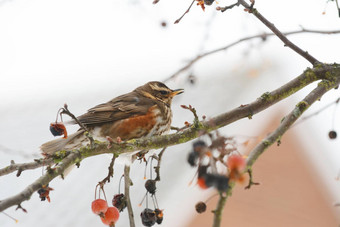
[[164, 28, 340, 82], [0, 64, 339, 213], [238, 0, 320, 65]]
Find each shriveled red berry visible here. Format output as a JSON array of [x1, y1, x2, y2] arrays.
[[92, 199, 108, 216], [49, 122, 68, 138], [101, 206, 120, 226], [112, 193, 127, 212]]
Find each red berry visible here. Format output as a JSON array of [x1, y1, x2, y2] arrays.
[[197, 177, 208, 189], [227, 154, 246, 172], [92, 199, 108, 216], [101, 207, 120, 226]]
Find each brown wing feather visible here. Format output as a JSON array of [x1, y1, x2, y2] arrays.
[[75, 91, 157, 127]]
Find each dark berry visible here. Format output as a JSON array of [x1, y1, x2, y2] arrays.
[[329, 130, 337, 139], [204, 173, 229, 191], [141, 208, 156, 226], [145, 180, 156, 195], [187, 151, 199, 167], [154, 209, 163, 224], [112, 193, 127, 212], [195, 202, 207, 213], [49, 122, 67, 138], [198, 165, 208, 178], [204, 0, 214, 5], [160, 21, 167, 27], [193, 140, 207, 153]]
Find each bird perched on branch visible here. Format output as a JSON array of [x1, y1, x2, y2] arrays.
[[41, 81, 184, 156]]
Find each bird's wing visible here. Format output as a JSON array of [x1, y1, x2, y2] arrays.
[[75, 91, 156, 126]]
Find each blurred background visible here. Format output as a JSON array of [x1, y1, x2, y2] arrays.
[[0, 0, 340, 226]]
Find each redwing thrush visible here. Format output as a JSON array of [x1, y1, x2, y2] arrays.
[[41, 81, 184, 156]]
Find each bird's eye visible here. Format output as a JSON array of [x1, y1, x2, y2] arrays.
[[160, 90, 169, 95]]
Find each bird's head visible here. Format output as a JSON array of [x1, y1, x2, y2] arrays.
[[136, 81, 184, 106]]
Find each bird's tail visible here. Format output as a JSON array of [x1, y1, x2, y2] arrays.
[[40, 130, 86, 156]]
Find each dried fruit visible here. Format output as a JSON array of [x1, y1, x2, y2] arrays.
[[49, 122, 67, 138], [195, 201, 207, 213], [141, 208, 156, 226], [145, 180, 156, 195], [329, 130, 337, 139], [112, 193, 127, 212], [37, 185, 54, 202], [154, 208, 163, 224]]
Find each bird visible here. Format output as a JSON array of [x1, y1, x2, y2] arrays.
[[40, 81, 184, 156]]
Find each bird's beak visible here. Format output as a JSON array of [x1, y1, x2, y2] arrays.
[[170, 89, 184, 97]]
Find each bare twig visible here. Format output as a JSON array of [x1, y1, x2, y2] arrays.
[[124, 165, 135, 227], [164, 28, 340, 82], [216, 2, 240, 12], [174, 0, 195, 24], [61, 104, 88, 132], [0, 158, 54, 177], [154, 147, 167, 181], [238, 0, 319, 65], [98, 155, 116, 185], [212, 192, 228, 227]]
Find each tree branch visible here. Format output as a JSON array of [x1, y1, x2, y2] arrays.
[[1, 64, 339, 212], [0, 158, 54, 177], [124, 165, 135, 227], [211, 65, 340, 227], [164, 28, 340, 82], [0, 152, 80, 212], [238, 0, 320, 65]]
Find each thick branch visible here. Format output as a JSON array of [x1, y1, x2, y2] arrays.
[[0, 158, 54, 177], [246, 77, 340, 167], [164, 28, 340, 82], [211, 65, 340, 227], [0, 152, 80, 212], [1, 64, 339, 212], [239, 0, 319, 65]]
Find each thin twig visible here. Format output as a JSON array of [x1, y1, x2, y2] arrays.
[[164, 28, 340, 82], [154, 147, 167, 181], [124, 165, 135, 227], [174, 0, 196, 24], [98, 155, 116, 185], [238, 0, 319, 65], [61, 104, 88, 132]]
